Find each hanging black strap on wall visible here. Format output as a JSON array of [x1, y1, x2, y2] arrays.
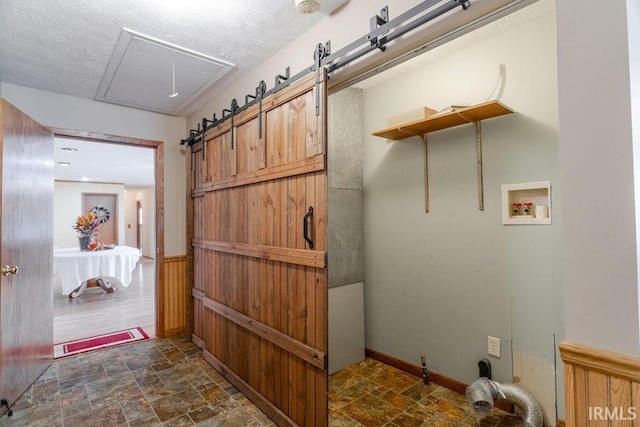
[[222, 99, 240, 149], [243, 81, 268, 139], [181, 0, 470, 147], [257, 80, 267, 139]]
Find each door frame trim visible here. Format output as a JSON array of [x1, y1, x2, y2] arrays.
[[47, 127, 167, 337]]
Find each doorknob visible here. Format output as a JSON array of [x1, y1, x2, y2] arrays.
[[1, 265, 18, 277]]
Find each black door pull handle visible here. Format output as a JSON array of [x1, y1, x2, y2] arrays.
[[303, 206, 314, 249]]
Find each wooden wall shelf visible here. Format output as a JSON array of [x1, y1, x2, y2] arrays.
[[371, 100, 515, 212], [371, 100, 514, 140]]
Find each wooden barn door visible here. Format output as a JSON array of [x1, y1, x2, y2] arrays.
[[188, 72, 328, 426]]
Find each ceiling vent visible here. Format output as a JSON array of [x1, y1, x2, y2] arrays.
[[96, 29, 234, 116]]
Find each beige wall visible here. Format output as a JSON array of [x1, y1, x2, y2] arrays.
[[136, 187, 156, 259], [54, 181, 126, 249], [556, 0, 640, 356], [123, 186, 156, 258], [0, 83, 186, 256], [124, 190, 138, 248]]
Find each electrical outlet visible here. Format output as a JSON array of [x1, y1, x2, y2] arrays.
[[488, 336, 501, 358]]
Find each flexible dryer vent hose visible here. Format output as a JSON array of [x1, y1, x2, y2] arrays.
[[465, 377, 543, 427]]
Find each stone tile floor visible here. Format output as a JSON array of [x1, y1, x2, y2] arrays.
[[329, 358, 522, 427], [2, 335, 274, 426], [1, 335, 520, 426]]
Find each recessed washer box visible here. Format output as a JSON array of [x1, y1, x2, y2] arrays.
[[501, 181, 551, 225]]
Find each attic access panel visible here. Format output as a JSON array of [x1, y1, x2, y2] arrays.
[[96, 29, 234, 116]]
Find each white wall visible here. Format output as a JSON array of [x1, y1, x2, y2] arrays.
[[136, 187, 156, 259], [629, 0, 640, 347], [361, 9, 562, 422], [123, 186, 155, 255], [54, 181, 125, 249], [124, 189, 138, 248], [556, 0, 640, 356], [0, 83, 186, 256]]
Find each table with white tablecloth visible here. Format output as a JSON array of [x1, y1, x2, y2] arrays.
[[54, 246, 141, 297]]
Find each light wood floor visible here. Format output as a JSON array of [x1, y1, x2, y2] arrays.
[[53, 257, 156, 343]]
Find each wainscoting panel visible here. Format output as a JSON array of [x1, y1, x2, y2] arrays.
[[163, 255, 187, 336], [560, 340, 640, 426]]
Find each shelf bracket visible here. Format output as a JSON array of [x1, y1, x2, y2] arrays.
[[423, 134, 430, 213], [398, 127, 423, 138], [475, 121, 484, 211], [455, 111, 484, 210]]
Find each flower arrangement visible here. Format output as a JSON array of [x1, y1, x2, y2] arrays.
[[73, 211, 100, 237]]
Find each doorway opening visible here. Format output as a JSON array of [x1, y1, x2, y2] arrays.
[[49, 128, 165, 343]]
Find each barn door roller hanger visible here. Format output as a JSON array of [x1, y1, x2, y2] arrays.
[[181, 0, 471, 147]]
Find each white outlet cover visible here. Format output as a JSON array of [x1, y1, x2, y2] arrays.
[[488, 336, 501, 358]]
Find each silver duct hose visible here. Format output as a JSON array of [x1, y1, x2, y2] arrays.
[[465, 377, 543, 427]]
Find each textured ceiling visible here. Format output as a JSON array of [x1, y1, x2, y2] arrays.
[[0, 0, 348, 116]]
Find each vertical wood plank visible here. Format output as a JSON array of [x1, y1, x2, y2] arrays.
[[563, 363, 576, 426], [316, 71, 327, 156], [259, 181, 269, 399], [588, 370, 610, 427], [236, 125, 247, 176], [611, 376, 633, 427], [573, 366, 589, 427], [305, 89, 317, 156], [631, 382, 640, 427], [162, 256, 187, 335]]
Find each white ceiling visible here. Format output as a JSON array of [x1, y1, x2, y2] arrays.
[[55, 137, 155, 187], [0, 0, 349, 117]]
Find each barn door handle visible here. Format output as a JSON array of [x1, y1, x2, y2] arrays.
[[303, 206, 314, 249], [1, 265, 18, 277]]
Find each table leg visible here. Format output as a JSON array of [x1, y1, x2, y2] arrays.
[[96, 278, 115, 293], [68, 281, 88, 299], [68, 277, 116, 298]]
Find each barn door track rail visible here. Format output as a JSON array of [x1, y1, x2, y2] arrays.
[[181, 0, 471, 147]]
